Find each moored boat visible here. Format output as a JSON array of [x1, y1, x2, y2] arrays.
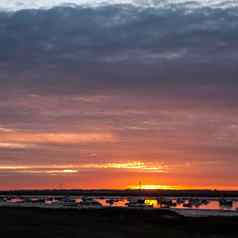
[[79, 199, 102, 208], [126, 198, 153, 208]]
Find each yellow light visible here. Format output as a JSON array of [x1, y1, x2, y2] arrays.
[[144, 199, 158, 206]]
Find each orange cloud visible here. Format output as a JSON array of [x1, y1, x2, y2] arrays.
[[20, 169, 79, 175], [0, 142, 37, 149], [80, 161, 168, 173], [0, 131, 117, 145], [0, 165, 79, 175], [0, 161, 167, 175]]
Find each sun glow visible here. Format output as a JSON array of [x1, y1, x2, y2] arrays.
[[130, 184, 179, 190]]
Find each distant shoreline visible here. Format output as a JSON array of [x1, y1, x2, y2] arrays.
[[2, 189, 238, 197]]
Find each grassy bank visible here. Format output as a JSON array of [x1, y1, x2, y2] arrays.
[[0, 207, 237, 237]]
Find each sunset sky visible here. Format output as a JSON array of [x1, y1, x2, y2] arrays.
[[0, 0, 238, 190]]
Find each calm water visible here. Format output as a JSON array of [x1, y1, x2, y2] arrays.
[[76, 197, 238, 211], [5, 196, 238, 211]]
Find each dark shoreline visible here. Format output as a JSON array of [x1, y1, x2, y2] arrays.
[[2, 189, 238, 197], [0, 207, 238, 237]]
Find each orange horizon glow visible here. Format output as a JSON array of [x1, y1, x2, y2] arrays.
[[0, 183, 238, 191], [0, 162, 237, 191]]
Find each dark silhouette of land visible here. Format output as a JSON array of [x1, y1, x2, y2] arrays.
[[1, 189, 238, 197], [0, 207, 237, 237]]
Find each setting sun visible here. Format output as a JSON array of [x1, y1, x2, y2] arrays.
[[129, 184, 179, 190]]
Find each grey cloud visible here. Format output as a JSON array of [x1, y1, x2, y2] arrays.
[[0, 5, 238, 63]]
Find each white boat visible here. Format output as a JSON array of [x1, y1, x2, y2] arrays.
[[45, 197, 59, 205]]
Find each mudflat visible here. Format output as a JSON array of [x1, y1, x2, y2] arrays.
[[0, 207, 237, 238]]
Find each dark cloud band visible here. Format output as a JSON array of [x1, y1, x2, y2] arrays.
[[0, 5, 238, 63]]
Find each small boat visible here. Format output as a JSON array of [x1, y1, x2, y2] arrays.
[[45, 197, 59, 205], [126, 199, 153, 208], [106, 199, 114, 206], [157, 197, 176, 208], [201, 199, 209, 205], [182, 201, 193, 208], [81, 196, 94, 202], [63, 197, 77, 207], [219, 198, 233, 207], [31, 198, 45, 203], [190, 198, 203, 207], [8, 197, 24, 204], [176, 197, 186, 204], [79, 200, 102, 209]]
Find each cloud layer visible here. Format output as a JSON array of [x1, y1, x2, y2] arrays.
[[1, 0, 238, 11], [0, 1, 238, 189], [0, 4, 238, 65]]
